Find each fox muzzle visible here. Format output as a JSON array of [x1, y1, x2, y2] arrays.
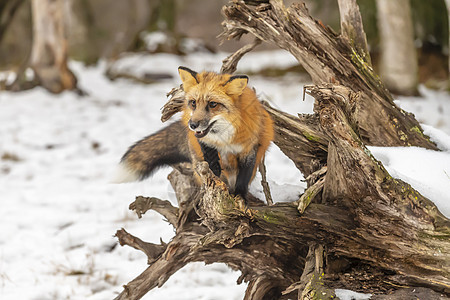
[[189, 120, 216, 138]]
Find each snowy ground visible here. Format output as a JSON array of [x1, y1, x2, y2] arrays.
[[1, 51, 449, 299]]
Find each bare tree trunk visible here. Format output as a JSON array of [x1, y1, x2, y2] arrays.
[[0, 0, 25, 43], [114, 86, 450, 300], [446, 0, 450, 84], [376, 0, 418, 96], [28, 0, 77, 93]]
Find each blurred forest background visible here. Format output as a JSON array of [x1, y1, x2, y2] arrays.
[[0, 0, 449, 94], [1, 2, 450, 298]]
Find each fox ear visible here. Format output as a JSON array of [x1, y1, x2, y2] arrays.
[[178, 66, 199, 91], [224, 75, 248, 95]]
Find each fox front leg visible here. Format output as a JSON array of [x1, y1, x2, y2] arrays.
[[234, 150, 257, 198], [199, 142, 221, 177]]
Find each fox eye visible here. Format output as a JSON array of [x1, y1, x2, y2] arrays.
[[208, 101, 218, 108], [188, 99, 196, 109]]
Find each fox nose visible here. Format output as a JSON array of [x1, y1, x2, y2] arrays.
[[189, 121, 199, 130]]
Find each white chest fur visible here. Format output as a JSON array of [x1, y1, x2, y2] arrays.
[[202, 116, 243, 155], [218, 143, 244, 155]]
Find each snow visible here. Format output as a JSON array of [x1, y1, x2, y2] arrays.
[[422, 124, 450, 152], [335, 289, 372, 300], [394, 85, 450, 135], [1, 51, 449, 299], [368, 145, 450, 218]]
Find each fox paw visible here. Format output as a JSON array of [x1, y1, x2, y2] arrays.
[[234, 195, 256, 220], [234, 194, 247, 210]]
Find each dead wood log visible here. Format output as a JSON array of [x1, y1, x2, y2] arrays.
[[114, 1, 449, 299], [309, 85, 449, 291], [161, 0, 436, 171], [115, 85, 450, 299], [337, 0, 371, 66], [221, 0, 436, 149]]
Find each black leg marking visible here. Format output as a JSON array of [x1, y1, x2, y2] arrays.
[[234, 150, 257, 197], [200, 142, 221, 177]]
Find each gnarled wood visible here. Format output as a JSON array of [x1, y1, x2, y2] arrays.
[[129, 196, 178, 225], [221, 0, 436, 149], [114, 1, 449, 299], [115, 85, 450, 299]]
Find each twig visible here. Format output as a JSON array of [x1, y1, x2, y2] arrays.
[[220, 38, 261, 74], [297, 176, 324, 213], [259, 157, 273, 205], [129, 196, 179, 226], [115, 228, 167, 264], [161, 87, 184, 122]]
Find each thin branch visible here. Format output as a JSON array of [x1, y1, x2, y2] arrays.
[[129, 196, 178, 226], [114, 232, 197, 300], [297, 176, 324, 213], [161, 87, 184, 122], [259, 157, 273, 205], [115, 228, 167, 264], [220, 38, 261, 74]]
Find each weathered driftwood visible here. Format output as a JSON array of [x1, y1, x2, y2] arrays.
[[115, 85, 449, 300], [114, 1, 449, 299], [221, 0, 436, 149], [163, 0, 437, 167]]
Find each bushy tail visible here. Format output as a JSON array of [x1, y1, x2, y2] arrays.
[[112, 121, 191, 183]]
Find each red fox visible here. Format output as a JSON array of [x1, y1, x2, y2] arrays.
[[115, 66, 274, 198]]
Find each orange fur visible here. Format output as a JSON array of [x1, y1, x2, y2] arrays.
[[179, 68, 274, 190]]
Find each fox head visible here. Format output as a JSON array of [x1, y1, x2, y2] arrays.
[[178, 66, 249, 144]]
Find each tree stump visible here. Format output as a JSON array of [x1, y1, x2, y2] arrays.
[[114, 1, 449, 299], [4, 0, 79, 94]]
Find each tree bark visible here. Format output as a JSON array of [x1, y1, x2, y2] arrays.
[[445, 0, 450, 84], [220, 0, 435, 149], [0, 0, 25, 43], [115, 85, 450, 299], [28, 0, 77, 93], [375, 0, 418, 96], [114, 1, 449, 299], [337, 0, 371, 66]]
